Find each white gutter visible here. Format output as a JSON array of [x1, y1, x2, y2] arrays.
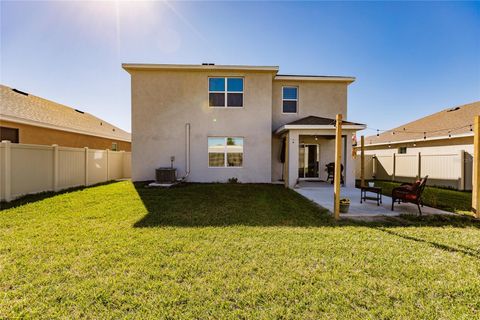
[[364, 132, 474, 147], [0, 115, 131, 142]]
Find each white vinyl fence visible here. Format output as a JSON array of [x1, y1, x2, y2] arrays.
[[356, 151, 473, 190], [1, 141, 131, 202]]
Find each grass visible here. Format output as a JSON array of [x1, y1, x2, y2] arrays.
[[1, 181, 479, 319], [363, 180, 473, 215]]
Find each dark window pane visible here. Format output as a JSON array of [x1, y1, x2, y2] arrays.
[[209, 93, 225, 107], [209, 153, 225, 167], [227, 153, 243, 167], [283, 87, 297, 100], [0, 126, 19, 143], [227, 93, 243, 107], [227, 78, 243, 92], [209, 78, 225, 91], [283, 100, 297, 113]]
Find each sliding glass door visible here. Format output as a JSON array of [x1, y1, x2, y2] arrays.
[[298, 144, 320, 179]]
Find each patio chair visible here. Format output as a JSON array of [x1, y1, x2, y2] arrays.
[[391, 176, 429, 215], [325, 162, 344, 184]]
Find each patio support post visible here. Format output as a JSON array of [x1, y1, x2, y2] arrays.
[[473, 115, 480, 218], [360, 135, 365, 187], [334, 114, 342, 220]]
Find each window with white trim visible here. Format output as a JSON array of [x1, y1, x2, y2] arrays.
[[208, 137, 244, 167], [111, 142, 118, 151], [282, 86, 298, 113], [209, 77, 243, 107]]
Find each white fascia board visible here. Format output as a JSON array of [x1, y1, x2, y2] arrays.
[[0, 115, 131, 142], [274, 75, 356, 83], [122, 63, 279, 73], [275, 124, 366, 134]]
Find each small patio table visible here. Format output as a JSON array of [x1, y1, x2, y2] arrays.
[[360, 186, 382, 206]]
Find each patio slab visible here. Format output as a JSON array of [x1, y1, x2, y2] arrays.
[[294, 182, 454, 218]]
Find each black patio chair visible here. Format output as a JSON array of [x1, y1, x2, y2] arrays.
[[325, 162, 344, 184]]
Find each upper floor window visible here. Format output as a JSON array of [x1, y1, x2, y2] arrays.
[[282, 87, 298, 113], [209, 77, 243, 107], [398, 147, 407, 154]]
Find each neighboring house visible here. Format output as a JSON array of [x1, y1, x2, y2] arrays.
[[361, 101, 479, 190], [0, 84, 131, 151], [363, 101, 479, 155], [123, 63, 365, 187]]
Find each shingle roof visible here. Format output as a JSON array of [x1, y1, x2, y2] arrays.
[[0, 85, 130, 141], [365, 101, 480, 145], [286, 116, 364, 126]]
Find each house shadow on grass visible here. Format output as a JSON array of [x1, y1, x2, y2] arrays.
[[132, 182, 480, 229], [0, 181, 119, 211]]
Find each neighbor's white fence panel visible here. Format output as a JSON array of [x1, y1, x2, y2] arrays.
[[355, 154, 374, 180], [421, 153, 460, 180], [123, 152, 131, 178], [58, 147, 85, 189], [356, 150, 471, 190], [88, 150, 108, 185], [395, 154, 418, 178], [109, 151, 124, 180], [0, 141, 131, 202], [375, 155, 393, 180], [11, 144, 54, 199]]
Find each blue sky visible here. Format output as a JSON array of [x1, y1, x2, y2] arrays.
[[1, 1, 479, 134]]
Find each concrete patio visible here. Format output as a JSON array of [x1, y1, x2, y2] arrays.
[[294, 181, 454, 218]]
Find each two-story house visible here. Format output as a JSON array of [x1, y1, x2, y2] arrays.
[[122, 63, 365, 188]]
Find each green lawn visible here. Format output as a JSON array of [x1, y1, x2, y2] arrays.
[[362, 180, 473, 215], [1, 181, 479, 319]]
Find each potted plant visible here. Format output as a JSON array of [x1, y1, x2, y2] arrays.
[[339, 198, 350, 213]]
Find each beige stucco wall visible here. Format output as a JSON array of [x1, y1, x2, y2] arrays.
[[272, 80, 348, 130], [129, 69, 274, 182]]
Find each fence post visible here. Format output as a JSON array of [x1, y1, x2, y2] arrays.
[[84, 147, 89, 186], [52, 144, 59, 192], [392, 153, 396, 181], [106, 149, 110, 181], [458, 150, 465, 191], [417, 152, 421, 178], [2, 140, 12, 202]]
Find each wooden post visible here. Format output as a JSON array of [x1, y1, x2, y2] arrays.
[[334, 114, 342, 220], [2, 140, 12, 202], [360, 135, 365, 187], [52, 144, 59, 192], [473, 115, 480, 217]]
